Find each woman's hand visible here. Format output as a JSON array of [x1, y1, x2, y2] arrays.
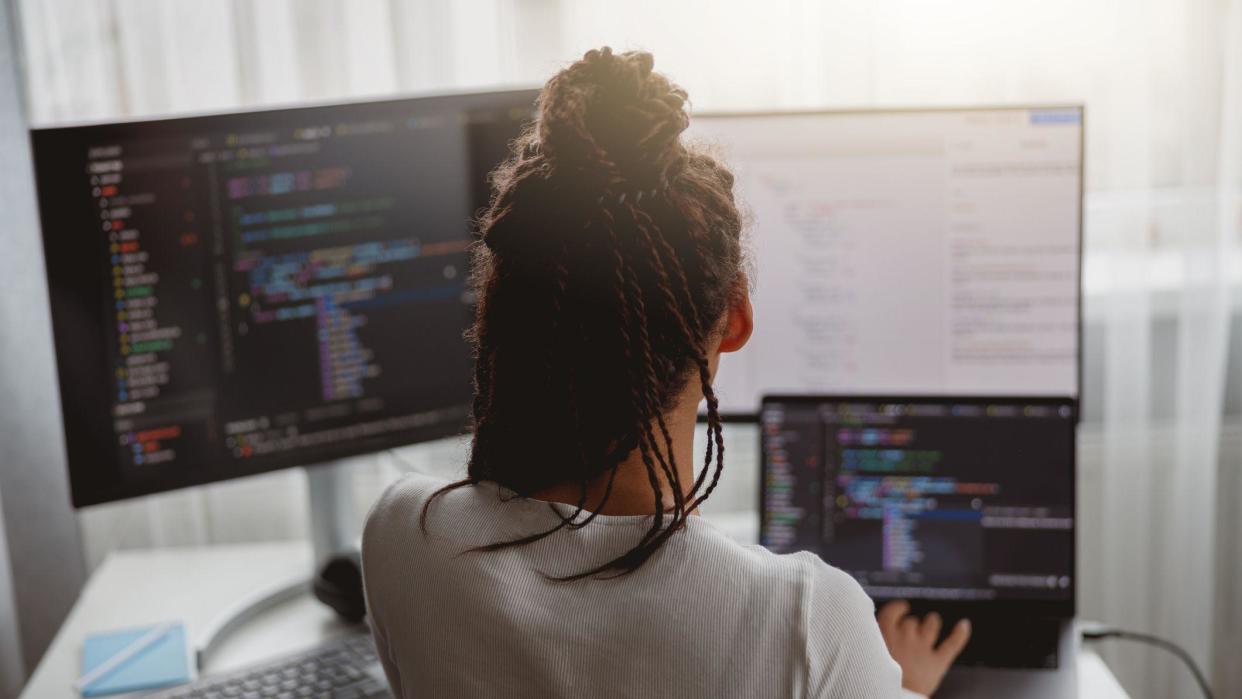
[[877, 600, 971, 697]]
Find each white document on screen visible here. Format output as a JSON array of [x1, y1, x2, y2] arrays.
[[689, 108, 1082, 413]]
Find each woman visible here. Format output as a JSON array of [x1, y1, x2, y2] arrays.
[[362, 47, 970, 698]]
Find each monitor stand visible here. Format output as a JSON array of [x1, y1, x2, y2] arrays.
[[194, 459, 362, 671], [305, 458, 359, 568]]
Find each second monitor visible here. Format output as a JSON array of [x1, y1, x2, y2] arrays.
[[689, 107, 1084, 414]]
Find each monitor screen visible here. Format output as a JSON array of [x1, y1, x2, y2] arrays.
[[689, 107, 1083, 415], [760, 396, 1075, 612], [32, 89, 537, 507]]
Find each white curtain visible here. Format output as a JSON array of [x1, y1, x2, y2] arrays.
[[16, 1, 1242, 697]]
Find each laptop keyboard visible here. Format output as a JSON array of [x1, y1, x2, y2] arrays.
[[903, 603, 1062, 670], [144, 631, 391, 699]]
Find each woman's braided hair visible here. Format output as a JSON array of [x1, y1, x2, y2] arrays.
[[424, 47, 744, 579]]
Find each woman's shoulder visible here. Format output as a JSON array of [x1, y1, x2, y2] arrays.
[[367, 471, 441, 520], [362, 473, 453, 552], [697, 536, 895, 689], [683, 520, 870, 602], [792, 550, 875, 611], [363, 474, 525, 553], [375, 470, 447, 506]]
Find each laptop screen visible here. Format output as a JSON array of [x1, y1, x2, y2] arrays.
[[759, 396, 1075, 609]]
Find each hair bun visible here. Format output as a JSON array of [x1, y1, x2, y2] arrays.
[[537, 47, 689, 184]]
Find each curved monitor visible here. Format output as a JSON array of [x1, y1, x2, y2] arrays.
[[32, 89, 537, 507], [689, 106, 1083, 416]]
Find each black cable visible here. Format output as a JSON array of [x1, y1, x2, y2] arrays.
[[1082, 627, 1214, 699]]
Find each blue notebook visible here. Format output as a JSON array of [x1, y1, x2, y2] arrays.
[[79, 622, 191, 696]]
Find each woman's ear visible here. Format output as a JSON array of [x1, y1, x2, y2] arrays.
[[718, 291, 753, 354]]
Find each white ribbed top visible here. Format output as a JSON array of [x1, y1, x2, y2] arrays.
[[362, 472, 912, 698]]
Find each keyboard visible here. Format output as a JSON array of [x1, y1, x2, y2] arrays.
[[902, 601, 1063, 669], [145, 631, 391, 699]]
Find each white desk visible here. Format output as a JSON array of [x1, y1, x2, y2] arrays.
[[21, 541, 1130, 698]]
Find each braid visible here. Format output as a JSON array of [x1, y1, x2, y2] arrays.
[[423, 47, 744, 579], [600, 214, 675, 547], [630, 204, 729, 508], [601, 206, 686, 522], [625, 203, 713, 503]]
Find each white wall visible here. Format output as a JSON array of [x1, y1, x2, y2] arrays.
[[0, 0, 86, 681]]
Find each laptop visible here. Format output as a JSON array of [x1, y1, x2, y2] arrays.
[[758, 395, 1078, 698]]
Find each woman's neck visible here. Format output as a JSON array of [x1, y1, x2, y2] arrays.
[[532, 395, 702, 516]]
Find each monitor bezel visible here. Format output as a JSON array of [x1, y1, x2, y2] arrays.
[[31, 88, 539, 508], [758, 393, 1077, 619], [693, 104, 1086, 422]]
